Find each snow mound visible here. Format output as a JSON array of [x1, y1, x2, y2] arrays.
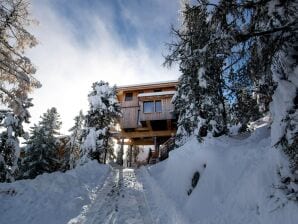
[[147, 124, 298, 224], [0, 161, 110, 224]]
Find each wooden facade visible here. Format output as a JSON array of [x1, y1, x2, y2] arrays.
[[116, 81, 178, 150]]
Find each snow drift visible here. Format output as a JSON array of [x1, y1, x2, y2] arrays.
[[0, 161, 109, 224], [145, 120, 298, 224]]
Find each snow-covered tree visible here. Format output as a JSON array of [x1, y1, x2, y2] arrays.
[[0, 0, 40, 117], [65, 110, 84, 169], [80, 81, 121, 164], [0, 0, 39, 182], [0, 98, 32, 182], [165, 3, 228, 145], [22, 107, 62, 179], [201, 0, 297, 171], [0, 113, 21, 182], [167, 0, 297, 172], [231, 89, 261, 133]]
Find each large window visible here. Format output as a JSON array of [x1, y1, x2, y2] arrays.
[[155, 100, 162, 112], [143, 100, 162, 113], [125, 92, 133, 101], [143, 101, 154, 113]]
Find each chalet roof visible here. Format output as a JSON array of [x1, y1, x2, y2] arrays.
[[116, 80, 178, 93]]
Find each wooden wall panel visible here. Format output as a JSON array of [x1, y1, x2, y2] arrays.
[[120, 107, 139, 128]]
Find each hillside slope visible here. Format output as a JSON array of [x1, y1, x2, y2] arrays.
[[144, 120, 298, 224], [0, 162, 109, 224]]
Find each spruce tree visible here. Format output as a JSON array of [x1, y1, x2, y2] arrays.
[[231, 89, 261, 133], [166, 1, 297, 173], [22, 107, 62, 179], [165, 3, 228, 145], [169, 0, 297, 172], [199, 0, 297, 171], [0, 114, 20, 182], [66, 110, 84, 169], [0, 98, 33, 182], [81, 81, 121, 164], [0, 0, 39, 182]]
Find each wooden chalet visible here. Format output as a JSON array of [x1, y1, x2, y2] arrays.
[[116, 80, 178, 163]]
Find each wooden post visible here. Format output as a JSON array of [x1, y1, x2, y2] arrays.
[[117, 138, 124, 166], [154, 136, 159, 158], [103, 132, 109, 164]]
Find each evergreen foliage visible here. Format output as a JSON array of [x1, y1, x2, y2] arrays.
[[81, 81, 121, 164], [165, 4, 228, 146], [0, 114, 20, 182], [165, 0, 297, 172], [65, 110, 84, 169], [22, 107, 62, 179], [0, 0, 39, 182], [231, 89, 261, 133], [0, 98, 33, 182]]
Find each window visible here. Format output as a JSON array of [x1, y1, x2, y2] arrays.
[[143, 101, 154, 113], [125, 92, 133, 101], [143, 100, 162, 113], [155, 100, 162, 112], [154, 89, 162, 92]]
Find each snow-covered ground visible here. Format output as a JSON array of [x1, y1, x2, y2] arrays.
[[143, 120, 298, 224], [68, 168, 153, 224], [1, 119, 297, 224], [0, 161, 109, 224]]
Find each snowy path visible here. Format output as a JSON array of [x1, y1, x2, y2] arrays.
[[68, 168, 153, 224]]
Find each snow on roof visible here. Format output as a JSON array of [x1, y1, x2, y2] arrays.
[[117, 80, 178, 89], [138, 91, 176, 97]]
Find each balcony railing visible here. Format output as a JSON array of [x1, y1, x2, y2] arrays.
[[139, 111, 175, 121]]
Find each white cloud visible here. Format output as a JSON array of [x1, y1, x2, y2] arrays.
[[26, 1, 179, 134]]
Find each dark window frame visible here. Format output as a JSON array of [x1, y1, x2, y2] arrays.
[[125, 92, 133, 101]]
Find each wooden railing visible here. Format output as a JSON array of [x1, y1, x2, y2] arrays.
[[159, 137, 176, 161], [139, 111, 175, 121]]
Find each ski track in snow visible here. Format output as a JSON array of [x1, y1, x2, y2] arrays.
[[68, 168, 154, 224]]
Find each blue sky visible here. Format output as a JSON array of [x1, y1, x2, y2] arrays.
[[28, 0, 180, 133], [36, 0, 180, 50]]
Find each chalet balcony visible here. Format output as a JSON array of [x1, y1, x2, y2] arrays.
[[138, 94, 175, 122], [139, 111, 175, 122]]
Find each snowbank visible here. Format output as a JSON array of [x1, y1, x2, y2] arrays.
[[0, 161, 110, 224], [145, 124, 298, 224]]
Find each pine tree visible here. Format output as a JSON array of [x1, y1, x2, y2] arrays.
[[231, 89, 261, 133], [199, 0, 298, 171], [0, 114, 20, 182], [0, 98, 32, 182], [65, 110, 84, 169], [22, 107, 62, 179], [166, 1, 297, 174], [81, 81, 121, 164], [165, 3, 228, 145], [0, 0, 39, 182]]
